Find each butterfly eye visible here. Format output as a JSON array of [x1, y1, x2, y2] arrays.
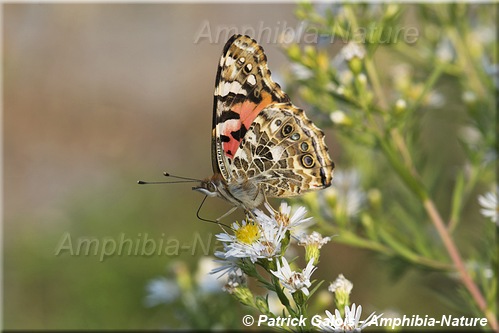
[[300, 142, 309, 151], [301, 154, 315, 168], [208, 181, 217, 192], [291, 133, 300, 141], [282, 124, 293, 136]]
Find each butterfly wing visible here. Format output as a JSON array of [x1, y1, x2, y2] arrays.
[[231, 103, 334, 197], [212, 35, 289, 181]]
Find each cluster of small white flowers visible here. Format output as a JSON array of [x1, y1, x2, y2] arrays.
[[319, 303, 380, 332], [211, 202, 332, 296], [213, 202, 314, 267]]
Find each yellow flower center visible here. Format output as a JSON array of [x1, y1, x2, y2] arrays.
[[235, 223, 260, 244]]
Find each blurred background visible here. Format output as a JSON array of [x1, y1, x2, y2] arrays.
[[2, 3, 495, 330]]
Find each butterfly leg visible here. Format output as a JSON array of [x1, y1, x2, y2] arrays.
[[215, 205, 238, 222], [260, 185, 278, 214]]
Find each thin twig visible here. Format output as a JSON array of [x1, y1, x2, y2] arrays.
[[423, 199, 498, 331]]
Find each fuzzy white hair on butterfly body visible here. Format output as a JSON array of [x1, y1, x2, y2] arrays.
[[193, 174, 264, 212]]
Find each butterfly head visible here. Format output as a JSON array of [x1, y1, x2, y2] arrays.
[[193, 180, 218, 197], [192, 173, 226, 198]]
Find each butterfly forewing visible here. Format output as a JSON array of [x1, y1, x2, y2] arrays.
[[207, 34, 334, 211], [212, 35, 289, 180]]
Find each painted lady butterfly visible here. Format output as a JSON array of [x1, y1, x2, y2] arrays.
[[193, 35, 334, 215]]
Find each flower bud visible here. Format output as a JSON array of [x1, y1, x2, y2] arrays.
[[330, 110, 352, 126], [298, 231, 332, 265], [286, 44, 302, 61], [329, 274, 353, 310], [384, 4, 400, 20], [255, 296, 270, 314], [172, 262, 193, 292], [348, 57, 364, 75], [367, 188, 382, 210], [232, 286, 254, 307], [395, 99, 407, 114]]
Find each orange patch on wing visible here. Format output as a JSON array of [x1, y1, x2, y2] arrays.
[[222, 120, 240, 158], [222, 92, 273, 158], [232, 92, 273, 130]]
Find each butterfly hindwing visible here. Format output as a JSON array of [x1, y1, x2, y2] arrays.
[[212, 35, 289, 181], [230, 103, 334, 198]]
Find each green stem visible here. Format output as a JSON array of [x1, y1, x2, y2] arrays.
[[448, 29, 487, 98], [408, 63, 444, 114], [320, 223, 453, 271], [365, 57, 388, 109]]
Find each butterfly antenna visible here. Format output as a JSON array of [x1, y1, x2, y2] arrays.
[[137, 172, 202, 185], [196, 195, 232, 230], [137, 180, 197, 184], [163, 172, 201, 182]]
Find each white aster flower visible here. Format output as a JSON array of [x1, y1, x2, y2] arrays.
[[328, 274, 353, 295], [265, 201, 314, 233], [436, 37, 455, 63], [395, 98, 407, 112], [222, 270, 247, 294], [325, 169, 366, 218], [215, 217, 286, 263], [298, 231, 332, 264], [215, 220, 262, 263], [341, 42, 366, 61], [319, 303, 380, 332], [144, 277, 180, 307], [478, 188, 498, 224], [426, 91, 445, 108], [462, 90, 477, 104], [271, 257, 316, 296], [330, 110, 348, 125], [299, 231, 332, 249], [257, 219, 287, 258], [338, 69, 354, 85], [195, 257, 225, 293], [210, 249, 241, 277]]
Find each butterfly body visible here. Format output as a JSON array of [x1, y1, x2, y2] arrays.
[[194, 35, 334, 213]]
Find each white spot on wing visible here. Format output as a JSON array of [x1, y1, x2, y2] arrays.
[[217, 81, 246, 97], [247, 74, 257, 86], [224, 56, 236, 67], [270, 145, 284, 160]]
